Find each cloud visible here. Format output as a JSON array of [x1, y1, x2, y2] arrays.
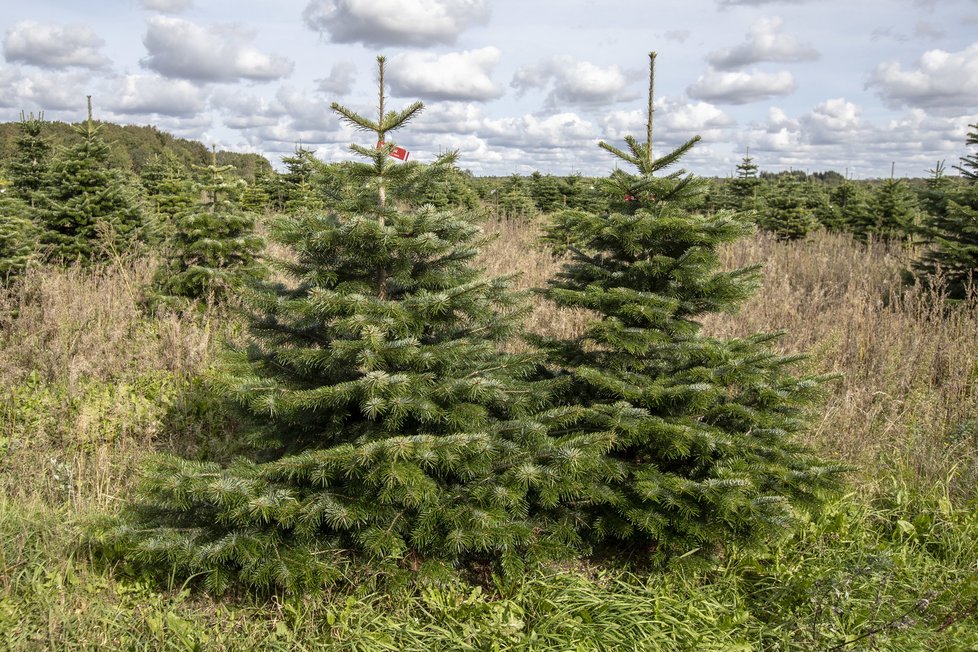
[[0, 66, 93, 111], [660, 30, 691, 43], [511, 56, 637, 107], [141, 0, 193, 12], [706, 17, 819, 69], [867, 43, 978, 110], [737, 100, 978, 176], [315, 61, 357, 96], [104, 75, 207, 116], [687, 68, 796, 104], [3, 21, 110, 69], [302, 0, 490, 47], [387, 48, 503, 101], [141, 16, 294, 82]]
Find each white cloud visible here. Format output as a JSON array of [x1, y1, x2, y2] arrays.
[[141, 16, 294, 82], [315, 61, 357, 96], [3, 21, 110, 69], [687, 68, 796, 104], [105, 75, 207, 116], [388, 48, 503, 101], [0, 66, 92, 111], [302, 0, 490, 47], [511, 56, 636, 107], [867, 43, 978, 110], [141, 0, 193, 13], [706, 17, 819, 70]]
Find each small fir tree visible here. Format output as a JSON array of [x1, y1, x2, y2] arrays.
[[280, 146, 325, 214], [37, 97, 143, 263], [870, 171, 919, 241], [534, 52, 840, 559], [8, 111, 51, 209], [758, 177, 818, 240], [729, 149, 761, 212], [152, 147, 263, 304], [0, 181, 37, 281], [97, 57, 557, 592], [910, 126, 978, 300], [831, 178, 873, 238], [140, 151, 197, 245]]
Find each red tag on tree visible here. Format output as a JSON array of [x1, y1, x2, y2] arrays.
[[624, 194, 636, 202], [389, 146, 410, 161]]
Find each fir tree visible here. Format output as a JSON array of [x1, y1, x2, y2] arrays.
[[870, 171, 919, 241], [910, 127, 978, 300], [831, 178, 873, 237], [729, 149, 761, 212], [152, 147, 263, 304], [758, 177, 818, 240], [533, 52, 840, 559], [280, 146, 325, 214], [8, 111, 51, 209], [97, 57, 557, 592], [0, 181, 37, 281], [140, 151, 197, 245], [37, 97, 143, 263]]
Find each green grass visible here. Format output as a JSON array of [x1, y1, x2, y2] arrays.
[[1, 481, 976, 650]]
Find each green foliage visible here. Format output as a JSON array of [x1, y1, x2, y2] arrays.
[[534, 52, 841, 560], [279, 146, 325, 214], [953, 122, 978, 181], [0, 188, 37, 281], [758, 177, 818, 240], [6, 111, 51, 208], [36, 100, 144, 264], [729, 150, 761, 212], [152, 151, 263, 304], [101, 57, 557, 592], [870, 178, 919, 241]]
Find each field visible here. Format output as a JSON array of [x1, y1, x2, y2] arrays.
[[1, 220, 977, 650]]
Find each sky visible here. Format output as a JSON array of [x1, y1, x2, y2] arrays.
[[1, 0, 976, 178]]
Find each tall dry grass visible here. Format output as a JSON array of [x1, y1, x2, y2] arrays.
[[480, 219, 978, 494], [0, 258, 224, 511]]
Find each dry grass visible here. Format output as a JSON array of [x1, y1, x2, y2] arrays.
[[1, 220, 975, 512], [480, 218, 978, 493], [0, 258, 224, 511]]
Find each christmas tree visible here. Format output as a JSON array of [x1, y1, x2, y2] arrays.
[[7, 111, 51, 209], [37, 97, 143, 263], [0, 180, 37, 281], [140, 151, 197, 246], [533, 52, 840, 559], [909, 126, 978, 300], [831, 178, 873, 238], [729, 149, 761, 213], [758, 176, 818, 240], [279, 146, 325, 214], [152, 147, 263, 304], [870, 170, 919, 241], [96, 57, 556, 592]]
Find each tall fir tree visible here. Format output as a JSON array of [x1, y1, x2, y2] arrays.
[[533, 52, 840, 559], [909, 125, 978, 300], [152, 147, 263, 304], [97, 57, 560, 592], [8, 111, 51, 209], [37, 97, 143, 263]]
